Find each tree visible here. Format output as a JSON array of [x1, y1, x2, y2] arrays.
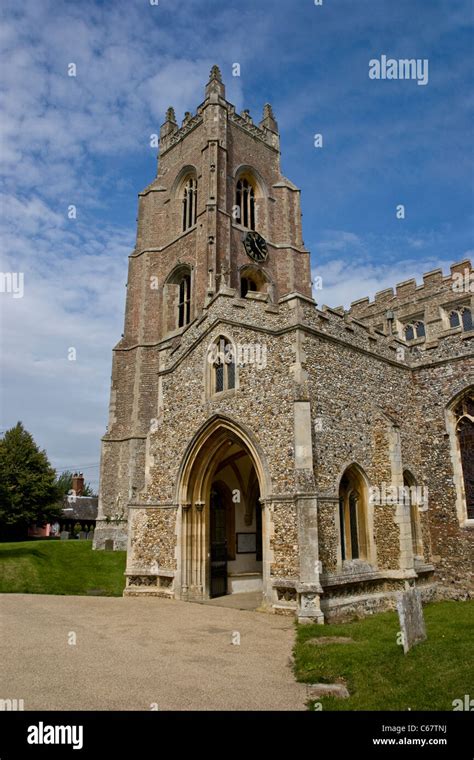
[[0, 422, 63, 539], [55, 470, 96, 498]]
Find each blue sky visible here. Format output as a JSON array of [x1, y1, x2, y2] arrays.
[[1, 0, 473, 488]]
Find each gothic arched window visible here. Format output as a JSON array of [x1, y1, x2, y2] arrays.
[[239, 265, 270, 299], [414, 321, 425, 338], [449, 310, 461, 328], [405, 321, 425, 341], [164, 265, 192, 333], [461, 307, 473, 332], [240, 277, 257, 298], [178, 273, 191, 328], [448, 307, 473, 332], [182, 176, 197, 231], [451, 391, 474, 520], [338, 465, 371, 562], [235, 178, 255, 230], [208, 336, 236, 394]]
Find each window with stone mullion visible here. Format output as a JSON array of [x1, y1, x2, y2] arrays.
[[182, 178, 197, 232], [178, 275, 191, 328], [462, 308, 472, 331], [212, 339, 235, 393], [236, 178, 255, 230]]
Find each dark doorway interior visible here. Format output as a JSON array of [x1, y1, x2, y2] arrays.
[[210, 489, 227, 598]]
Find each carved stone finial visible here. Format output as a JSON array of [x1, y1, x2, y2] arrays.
[[166, 106, 176, 123], [160, 106, 178, 140], [182, 111, 192, 125], [209, 64, 222, 82], [205, 65, 225, 99], [263, 103, 274, 120], [259, 101, 278, 136]]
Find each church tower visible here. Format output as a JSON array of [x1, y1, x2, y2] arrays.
[[94, 65, 323, 620], [94, 66, 312, 552]]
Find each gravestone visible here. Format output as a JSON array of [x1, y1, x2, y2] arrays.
[[79, 532, 88, 540], [60, 531, 69, 541], [397, 587, 426, 654], [104, 539, 114, 551], [307, 683, 350, 699], [86, 531, 94, 540]]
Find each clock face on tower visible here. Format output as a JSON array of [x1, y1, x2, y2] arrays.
[[243, 231, 268, 263]]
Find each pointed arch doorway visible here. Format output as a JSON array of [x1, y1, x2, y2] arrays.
[[176, 418, 270, 603]]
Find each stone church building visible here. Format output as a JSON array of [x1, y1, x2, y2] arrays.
[[94, 67, 473, 623]]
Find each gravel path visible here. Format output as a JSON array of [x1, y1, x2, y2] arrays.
[[0, 594, 307, 711]]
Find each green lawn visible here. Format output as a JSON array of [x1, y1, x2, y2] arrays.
[[294, 601, 474, 710], [0, 540, 126, 596]]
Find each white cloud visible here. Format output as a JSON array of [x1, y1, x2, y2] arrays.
[[0, 1, 252, 486], [309, 228, 470, 307], [0, 0, 471, 490], [312, 255, 456, 308]]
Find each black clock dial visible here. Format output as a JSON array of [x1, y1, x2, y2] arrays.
[[243, 231, 268, 262]]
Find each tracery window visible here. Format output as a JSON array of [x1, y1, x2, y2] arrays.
[[235, 178, 255, 230], [182, 176, 197, 231], [449, 307, 472, 331], [209, 336, 236, 394], [339, 466, 370, 561], [178, 274, 191, 328], [461, 307, 472, 331], [404, 321, 425, 341], [164, 265, 192, 333], [452, 392, 474, 520], [449, 310, 460, 328]]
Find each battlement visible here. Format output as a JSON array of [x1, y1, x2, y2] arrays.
[[345, 259, 473, 350], [299, 282, 473, 367], [349, 260, 472, 316], [311, 301, 406, 363]]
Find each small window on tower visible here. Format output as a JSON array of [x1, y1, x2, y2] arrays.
[[182, 176, 197, 232], [240, 277, 257, 298], [239, 266, 268, 299], [164, 265, 192, 334], [235, 178, 256, 230], [178, 274, 191, 328]]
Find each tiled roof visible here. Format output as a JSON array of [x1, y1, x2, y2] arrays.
[[61, 496, 98, 521]]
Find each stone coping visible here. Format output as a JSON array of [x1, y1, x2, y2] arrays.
[[125, 569, 175, 577], [320, 569, 420, 587]]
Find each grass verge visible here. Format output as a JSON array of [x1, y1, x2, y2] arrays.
[[293, 600, 474, 710], [0, 540, 126, 597]]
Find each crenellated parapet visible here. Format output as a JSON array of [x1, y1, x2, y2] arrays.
[[159, 110, 204, 155], [347, 259, 473, 351]]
